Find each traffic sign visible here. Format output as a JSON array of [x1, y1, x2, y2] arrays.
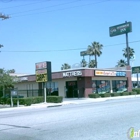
[[109, 22, 132, 37], [132, 66, 140, 74]]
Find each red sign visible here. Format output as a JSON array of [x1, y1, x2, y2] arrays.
[[35, 62, 47, 70]]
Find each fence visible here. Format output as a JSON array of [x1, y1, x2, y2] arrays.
[[0, 88, 59, 98]]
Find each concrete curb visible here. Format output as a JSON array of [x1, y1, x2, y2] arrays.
[[0, 95, 140, 111]]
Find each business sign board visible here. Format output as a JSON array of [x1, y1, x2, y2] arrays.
[[132, 66, 140, 74], [63, 71, 82, 77], [35, 61, 52, 82], [19, 77, 28, 82], [109, 22, 132, 37], [80, 51, 90, 56], [95, 70, 126, 77]]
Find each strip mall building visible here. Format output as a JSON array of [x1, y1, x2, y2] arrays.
[[14, 66, 132, 98]]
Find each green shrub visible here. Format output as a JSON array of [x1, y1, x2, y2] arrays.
[[100, 93, 111, 98], [31, 96, 44, 104], [111, 93, 120, 97], [88, 94, 100, 98], [129, 92, 137, 95], [0, 97, 7, 105], [46, 96, 63, 103], [6, 98, 32, 106], [2, 96, 44, 106], [120, 92, 129, 96], [132, 89, 140, 94]]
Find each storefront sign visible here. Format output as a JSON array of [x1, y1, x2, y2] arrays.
[[116, 71, 126, 76], [95, 70, 126, 77], [95, 71, 116, 76], [63, 71, 82, 77], [19, 77, 28, 81]]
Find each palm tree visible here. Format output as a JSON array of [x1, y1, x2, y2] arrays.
[[81, 59, 87, 67], [87, 41, 103, 68], [88, 60, 96, 68], [123, 47, 135, 59], [61, 63, 71, 70], [116, 59, 127, 67]]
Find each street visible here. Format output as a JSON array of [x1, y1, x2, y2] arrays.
[[0, 98, 140, 140]]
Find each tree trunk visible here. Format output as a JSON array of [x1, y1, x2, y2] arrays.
[[89, 55, 91, 64], [95, 54, 97, 68], [3, 86, 5, 97]]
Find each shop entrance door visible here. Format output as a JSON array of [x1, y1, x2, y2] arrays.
[[66, 81, 78, 98]]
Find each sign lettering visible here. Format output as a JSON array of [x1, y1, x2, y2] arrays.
[[95, 70, 126, 77], [132, 66, 140, 74], [35, 61, 52, 82], [63, 71, 82, 77], [109, 22, 132, 37], [36, 73, 47, 82]]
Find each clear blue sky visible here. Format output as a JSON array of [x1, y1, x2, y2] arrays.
[[0, 0, 139, 74]]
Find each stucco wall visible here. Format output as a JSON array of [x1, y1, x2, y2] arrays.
[[15, 82, 38, 90], [53, 77, 77, 97], [14, 82, 39, 98]]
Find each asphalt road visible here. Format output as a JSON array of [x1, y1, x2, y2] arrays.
[[0, 98, 140, 140]]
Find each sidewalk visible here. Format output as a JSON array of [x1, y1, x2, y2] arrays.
[[0, 94, 140, 111]]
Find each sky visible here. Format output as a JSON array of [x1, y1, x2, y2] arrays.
[[0, 0, 140, 74]]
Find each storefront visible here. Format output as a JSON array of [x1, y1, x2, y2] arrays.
[[15, 66, 132, 98]]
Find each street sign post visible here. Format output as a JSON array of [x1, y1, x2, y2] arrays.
[[109, 22, 132, 37], [10, 88, 18, 107]]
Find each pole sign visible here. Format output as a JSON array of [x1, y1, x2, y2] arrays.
[[109, 22, 132, 37], [35, 61, 52, 82], [132, 66, 140, 74], [80, 51, 90, 56]]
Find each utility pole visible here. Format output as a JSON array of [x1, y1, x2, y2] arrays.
[[125, 21, 130, 66]]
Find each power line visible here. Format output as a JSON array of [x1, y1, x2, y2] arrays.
[[1, 40, 140, 53], [10, 0, 110, 18], [10, 0, 81, 15], [0, 0, 49, 10]]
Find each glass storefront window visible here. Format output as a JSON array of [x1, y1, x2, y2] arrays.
[[112, 80, 127, 92], [48, 82, 58, 93], [92, 80, 110, 94]]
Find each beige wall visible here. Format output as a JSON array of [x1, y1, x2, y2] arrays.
[[53, 78, 77, 97], [14, 82, 39, 98], [14, 82, 38, 90], [15, 78, 77, 98]]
